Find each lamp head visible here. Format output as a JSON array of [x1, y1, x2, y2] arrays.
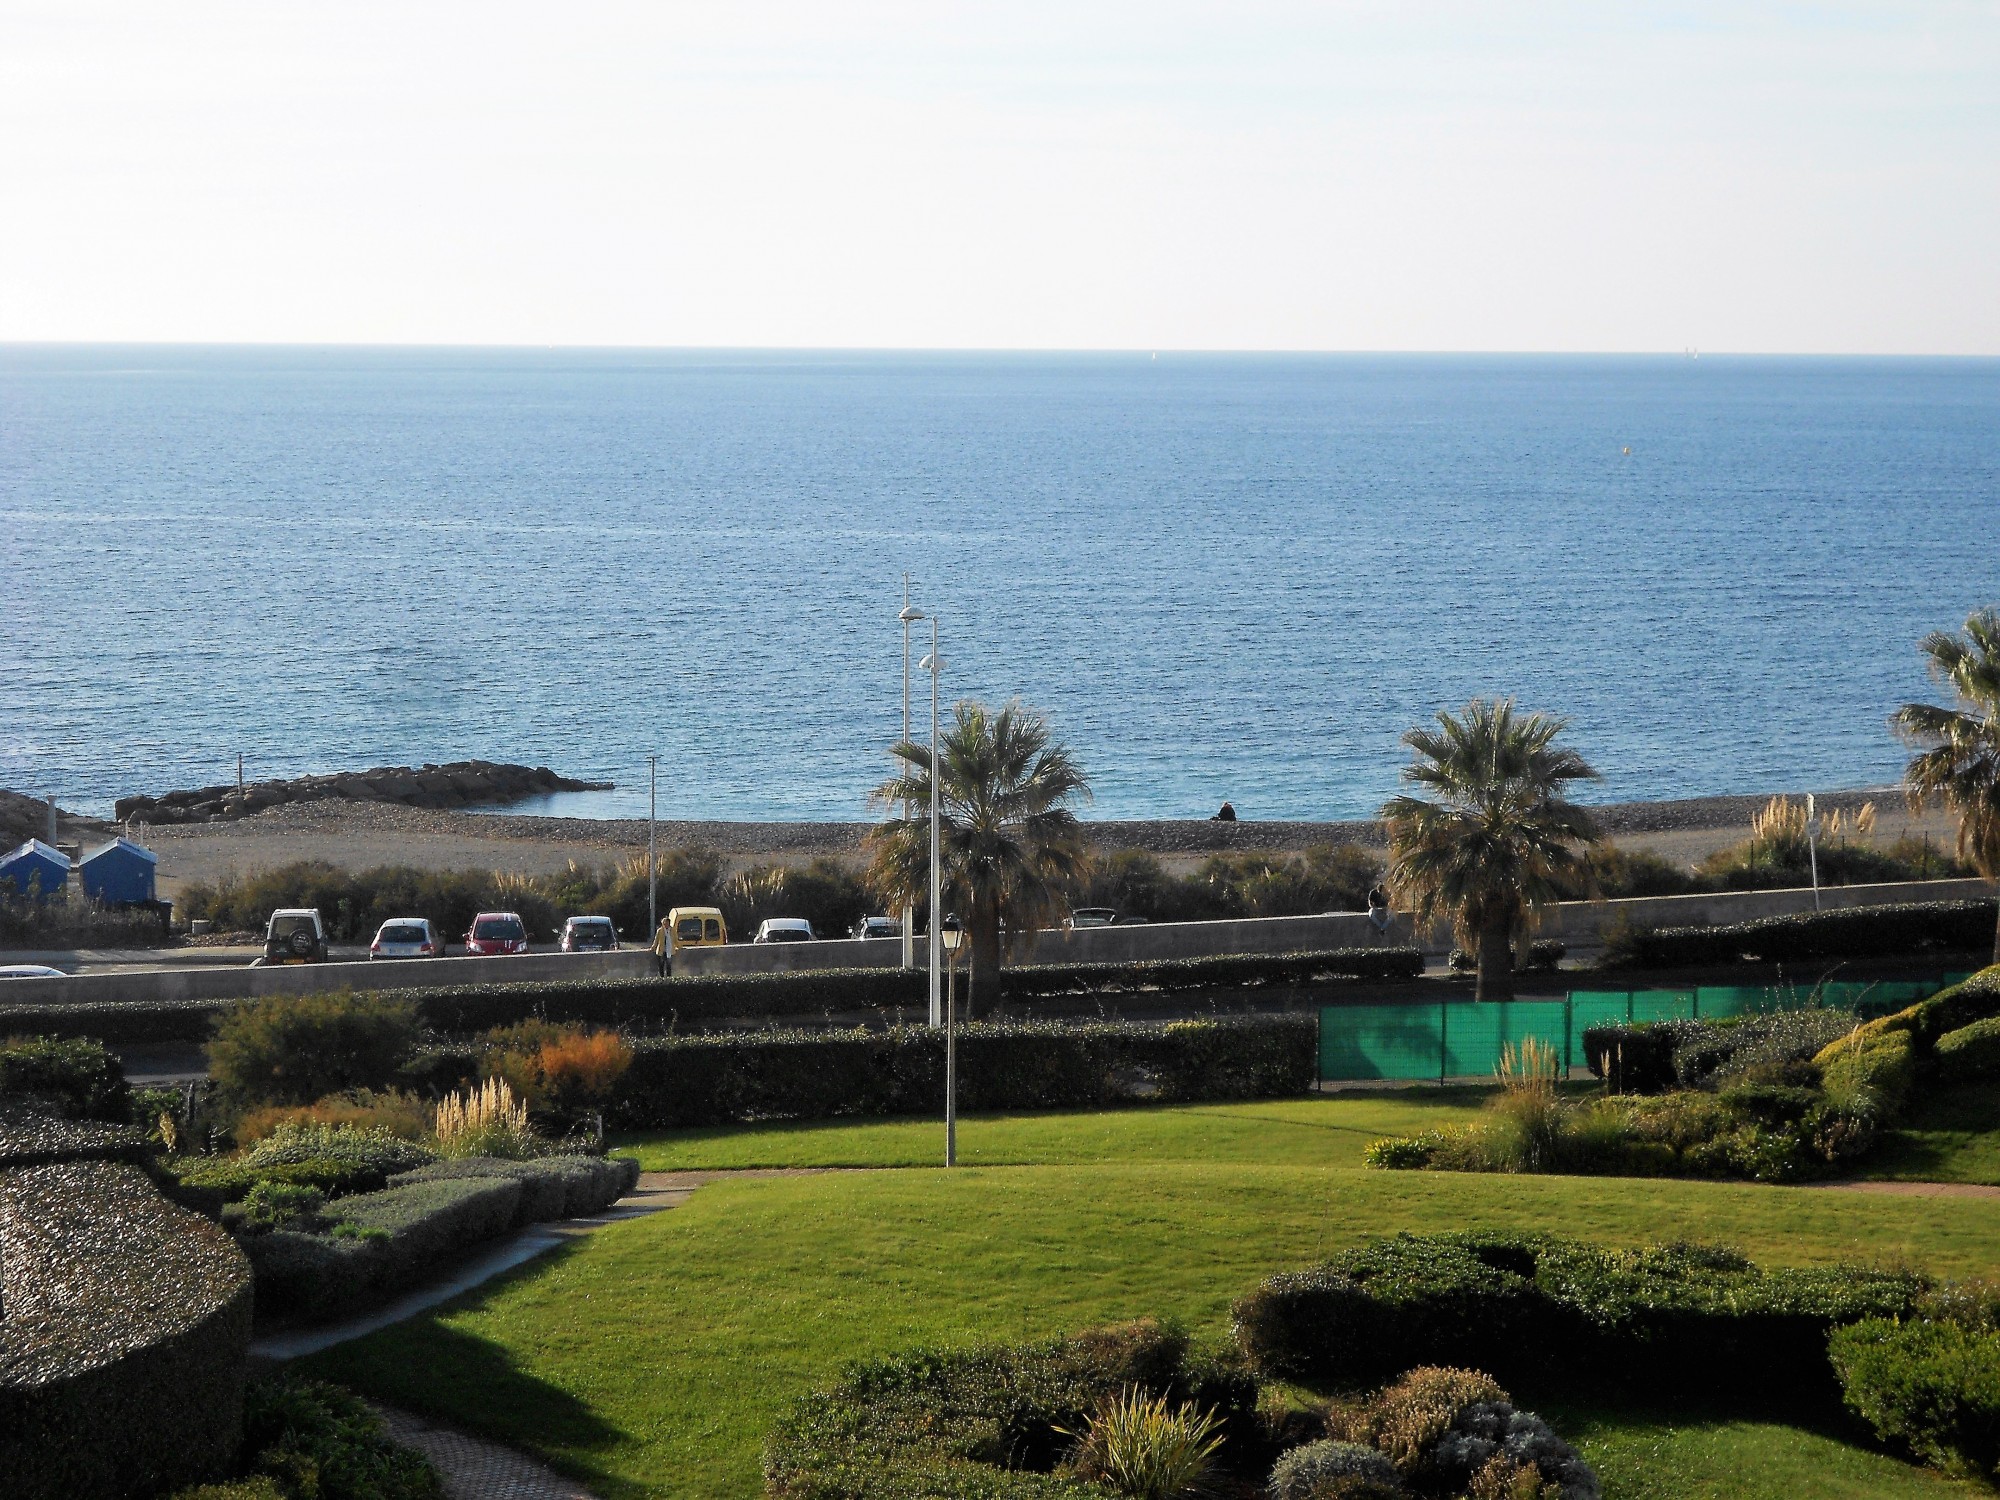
[[919, 654, 940, 672], [899, 606, 925, 623], [941, 917, 964, 953]]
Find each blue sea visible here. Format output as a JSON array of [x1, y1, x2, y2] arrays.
[[2, 347, 1996, 823]]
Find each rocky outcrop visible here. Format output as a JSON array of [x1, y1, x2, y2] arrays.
[[114, 761, 613, 824]]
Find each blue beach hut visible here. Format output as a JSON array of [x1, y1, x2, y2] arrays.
[[79, 837, 159, 906], [0, 838, 71, 900]]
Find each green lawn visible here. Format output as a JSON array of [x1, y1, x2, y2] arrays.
[[1867, 1082, 2000, 1185], [306, 1097, 2000, 1500], [613, 1087, 1504, 1171]]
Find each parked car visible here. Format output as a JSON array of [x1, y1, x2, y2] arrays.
[[752, 918, 817, 944], [0, 964, 66, 979], [560, 915, 619, 952], [258, 908, 329, 965], [464, 911, 530, 956], [851, 915, 903, 940], [1066, 907, 1119, 929], [369, 917, 444, 959], [662, 905, 728, 957]]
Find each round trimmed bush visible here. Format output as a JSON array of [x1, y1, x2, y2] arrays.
[[1268, 1439, 1402, 1498], [1830, 1317, 2000, 1480]]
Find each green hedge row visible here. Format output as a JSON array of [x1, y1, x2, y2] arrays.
[[0, 948, 1417, 1044], [0, 1159, 254, 1499], [1232, 1232, 1924, 1404], [0, 1034, 130, 1120], [243, 1154, 638, 1320], [1611, 899, 1996, 969], [567, 1014, 1314, 1130]]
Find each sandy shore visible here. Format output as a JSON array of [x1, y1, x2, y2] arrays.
[[105, 786, 1959, 900]]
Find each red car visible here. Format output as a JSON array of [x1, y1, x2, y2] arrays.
[[464, 910, 530, 956]]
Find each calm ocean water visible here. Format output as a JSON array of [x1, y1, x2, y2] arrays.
[[3, 347, 1996, 823]]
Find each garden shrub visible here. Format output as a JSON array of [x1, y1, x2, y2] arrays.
[[236, 1376, 446, 1500], [209, 989, 420, 1108], [1331, 1367, 1598, 1500], [434, 1078, 541, 1158], [1936, 1015, 2000, 1084], [0, 1159, 253, 1499], [1578, 1023, 1696, 1094], [482, 1020, 635, 1113], [602, 1016, 1314, 1130], [1602, 900, 1996, 969], [1813, 1026, 1917, 1120], [1267, 1440, 1403, 1499], [764, 1320, 1259, 1500], [1232, 1233, 1923, 1404], [0, 1034, 130, 1120], [1062, 1386, 1225, 1499], [1829, 1318, 2000, 1481], [234, 1089, 432, 1143], [389, 1152, 639, 1223]]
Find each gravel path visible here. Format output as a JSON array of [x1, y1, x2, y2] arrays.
[[371, 1404, 602, 1500]]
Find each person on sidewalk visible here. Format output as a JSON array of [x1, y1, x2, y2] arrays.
[[651, 917, 672, 976]]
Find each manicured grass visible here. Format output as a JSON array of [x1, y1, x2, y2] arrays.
[[1867, 1081, 2000, 1185], [613, 1087, 1506, 1171], [305, 1151, 2000, 1500]]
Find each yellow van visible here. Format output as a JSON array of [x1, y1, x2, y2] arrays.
[[660, 906, 728, 956]]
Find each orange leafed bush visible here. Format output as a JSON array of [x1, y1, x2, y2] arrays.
[[536, 1029, 635, 1111]]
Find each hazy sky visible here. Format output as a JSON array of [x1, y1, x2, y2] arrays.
[[1, 3, 1994, 351]]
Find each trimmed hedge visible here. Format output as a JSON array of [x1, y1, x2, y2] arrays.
[[0, 1159, 254, 1499], [765, 1320, 1261, 1500], [1831, 1317, 2000, 1481], [1608, 899, 1996, 969], [244, 1154, 637, 1320], [0, 948, 1419, 1045], [246, 1176, 523, 1319], [0, 1034, 130, 1120], [389, 1153, 639, 1224], [1232, 1233, 1924, 1404], [1937, 1015, 2000, 1085], [589, 1015, 1316, 1131]]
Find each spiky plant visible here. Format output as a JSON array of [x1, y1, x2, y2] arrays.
[[866, 699, 1090, 1011], [1892, 607, 2000, 964], [1064, 1387, 1224, 1500], [1382, 698, 1602, 1001]]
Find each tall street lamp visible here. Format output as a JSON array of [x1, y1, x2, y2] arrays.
[[919, 620, 942, 1030], [899, 579, 923, 971], [942, 915, 963, 1166], [648, 754, 658, 940]]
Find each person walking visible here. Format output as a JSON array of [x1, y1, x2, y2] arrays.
[[651, 916, 672, 976]]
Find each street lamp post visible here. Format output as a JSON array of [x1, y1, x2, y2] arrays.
[[898, 580, 922, 970], [1806, 792, 1822, 912], [942, 918, 963, 1166], [648, 755, 658, 938], [919, 620, 942, 1029]]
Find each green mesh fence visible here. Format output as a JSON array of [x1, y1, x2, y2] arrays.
[[1319, 973, 1969, 1082]]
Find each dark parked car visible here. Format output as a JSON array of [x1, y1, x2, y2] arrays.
[[560, 915, 619, 952]]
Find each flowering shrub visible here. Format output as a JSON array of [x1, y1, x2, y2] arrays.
[[1267, 1439, 1402, 1499]]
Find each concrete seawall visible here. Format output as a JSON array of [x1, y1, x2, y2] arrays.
[[672, 876, 1996, 974]]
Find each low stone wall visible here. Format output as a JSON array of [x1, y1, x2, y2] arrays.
[[0, 1135, 254, 1498]]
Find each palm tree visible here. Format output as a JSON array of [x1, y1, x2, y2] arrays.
[[1892, 608, 2000, 965], [1381, 698, 1602, 1001], [868, 699, 1091, 1012]]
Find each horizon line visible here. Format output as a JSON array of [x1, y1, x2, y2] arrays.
[[2, 340, 1996, 361]]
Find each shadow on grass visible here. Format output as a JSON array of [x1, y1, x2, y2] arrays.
[[1867, 1082, 2000, 1181], [301, 1274, 627, 1461]]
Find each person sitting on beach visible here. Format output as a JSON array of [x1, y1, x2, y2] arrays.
[[1212, 801, 1237, 822]]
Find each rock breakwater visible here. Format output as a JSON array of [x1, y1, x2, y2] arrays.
[[114, 761, 613, 824]]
